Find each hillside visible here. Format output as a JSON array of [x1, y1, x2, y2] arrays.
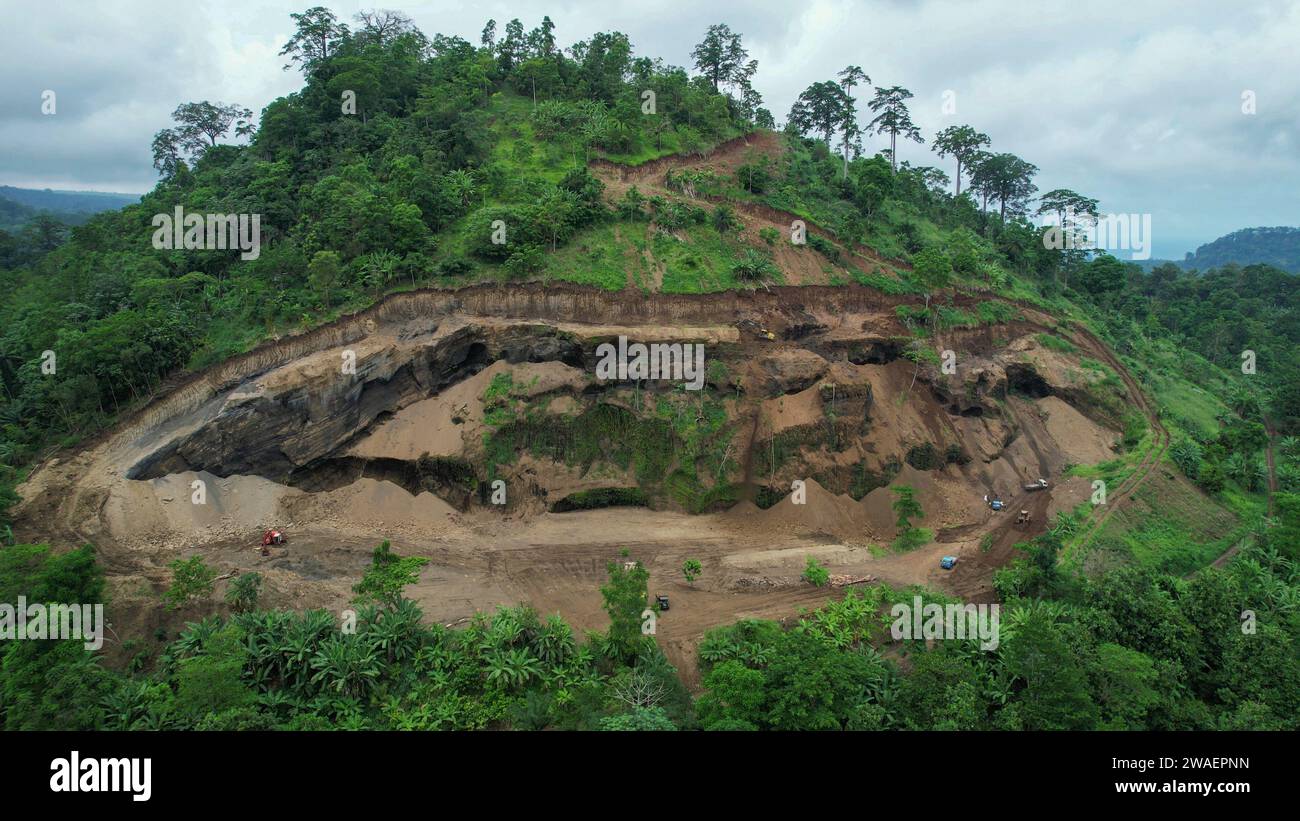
[[1, 8, 1296, 734], [1135, 226, 1300, 274], [1184, 226, 1300, 272], [0, 185, 139, 232]]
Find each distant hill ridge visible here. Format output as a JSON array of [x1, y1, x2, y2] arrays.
[[1138, 226, 1300, 274], [0, 185, 139, 213], [1183, 226, 1300, 273], [0, 185, 140, 231]]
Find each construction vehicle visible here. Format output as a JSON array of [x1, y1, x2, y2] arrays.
[[655, 595, 670, 612], [261, 529, 286, 547], [736, 319, 777, 341], [940, 556, 958, 570], [1016, 509, 1031, 524], [990, 499, 1005, 511], [1024, 478, 1049, 491]]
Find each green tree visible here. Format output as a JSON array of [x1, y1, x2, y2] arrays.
[[836, 66, 871, 179], [892, 485, 923, 531], [868, 86, 923, 173], [151, 101, 254, 173], [1269, 493, 1300, 562], [682, 558, 702, 584], [911, 246, 953, 309], [307, 250, 342, 309], [1091, 642, 1160, 729], [599, 706, 677, 730], [971, 152, 1039, 221], [225, 572, 262, 613], [696, 659, 765, 729], [1036, 188, 1099, 230], [174, 624, 256, 722], [691, 24, 750, 94], [788, 81, 847, 144], [802, 556, 829, 587], [280, 6, 350, 74], [351, 541, 429, 609], [1001, 616, 1099, 730], [600, 558, 651, 662], [931, 125, 991, 196], [164, 556, 216, 610]]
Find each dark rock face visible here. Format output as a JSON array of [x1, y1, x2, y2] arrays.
[[1003, 363, 1052, 399], [846, 338, 905, 365], [929, 366, 1000, 418], [127, 324, 584, 481]]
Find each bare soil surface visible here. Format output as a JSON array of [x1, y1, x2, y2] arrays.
[[590, 131, 903, 289], [13, 282, 1151, 685]]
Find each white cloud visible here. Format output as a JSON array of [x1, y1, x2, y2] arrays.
[[1, 0, 1296, 255]]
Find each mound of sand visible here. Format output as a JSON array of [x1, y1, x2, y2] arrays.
[[737, 477, 867, 539], [1035, 396, 1118, 465], [761, 384, 825, 434], [299, 477, 458, 536], [102, 471, 303, 546]]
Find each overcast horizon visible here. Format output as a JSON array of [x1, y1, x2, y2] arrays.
[[3, 0, 1299, 258]]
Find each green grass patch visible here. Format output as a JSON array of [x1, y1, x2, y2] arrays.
[[892, 527, 933, 552], [1037, 332, 1077, 354]]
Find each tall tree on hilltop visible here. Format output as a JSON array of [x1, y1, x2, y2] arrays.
[[837, 66, 871, 179], [736, 60, 769, 125], [692, 24, 750, 94], [972, 153, 1039, 222], [528, 16, 557, 57], [498, 18, 526, 71], [1037, 188, 1099, 228], [151, 101, 254, 175], [932, 124, 991, 196], [352, 9, 418, 46], [788, 81, 848, 145], [1037, 189, 1100, 286], [868, 85, 923, 173], [965, 149, 994, 210], [280, 6, 350, 74]]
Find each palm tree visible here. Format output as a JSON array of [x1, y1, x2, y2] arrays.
[[1225, 383, 1261, 418], [999, 599, 1070, 644], [534, 614, 576, 665], [257, 690, 295, 718], [101, 681, 155, 730], [698, 635, 740, 664], [173, 616, 223, 657], [363, 602, 423, 667], [443, 169, 476, 208], [310, 634, 381, 699], [1278, 436, 1300, 459]]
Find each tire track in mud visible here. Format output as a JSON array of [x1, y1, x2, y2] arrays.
[[1198, 412, 1281, 572], [588, 130, 911, 277], [1054, 325, 1170, 561]]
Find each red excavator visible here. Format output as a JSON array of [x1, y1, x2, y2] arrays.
[[260, 529, 286, 555]]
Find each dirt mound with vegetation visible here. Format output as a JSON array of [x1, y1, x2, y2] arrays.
[[13, 284, 1136, 677]]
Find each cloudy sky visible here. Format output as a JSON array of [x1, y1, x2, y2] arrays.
[[3, 0, 1298, 258]]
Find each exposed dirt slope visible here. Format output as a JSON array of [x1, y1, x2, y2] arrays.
[[590, 131, 906, 288], [14, 284, 1151, 683]]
